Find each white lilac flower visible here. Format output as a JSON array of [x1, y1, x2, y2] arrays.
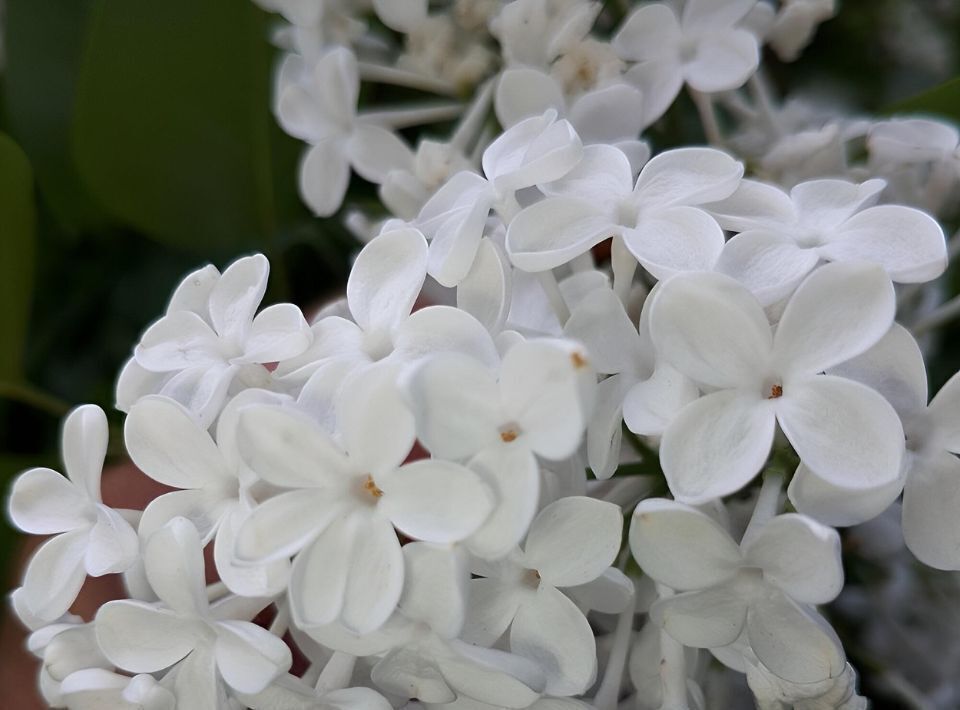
[[650, 261, 903, 503], [95, 518, 292, 703], [708, 177, 947, 305], [59, 670, 176, 710], [791, 323, 960, 570], [613, 0, 760, 124], [234, 368, 493, 632], [7, 405, 138, 623], [130, 253, 312, 426], [461, 496, 623, 695], [630, 499, 846, 684], [277, 47, 414, 216], [416, 110, 583, 286], [506, 144, 742, 279]]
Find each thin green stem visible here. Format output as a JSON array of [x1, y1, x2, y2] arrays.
[[0, 380, 71, 417]]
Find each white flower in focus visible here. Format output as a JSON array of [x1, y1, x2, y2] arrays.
[[27, 621, 111, 707], [7, 405, 138, 622], [630, 499, 846, 685], [614, 0, 760, 124], [131, 254, 312, 426], [59, 670, 176, 710], [95, 518, 292, 700], [709, 177, 947, 305], [650, 262, 903, 503], [416, 110, 583, 286], [277, 47, 414, 216], [507, 144, 742, 278], [234, 369, 494, 632], [462, 496, 623, 695]]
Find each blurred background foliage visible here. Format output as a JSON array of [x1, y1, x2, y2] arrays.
[[0, 0, 959, 675]]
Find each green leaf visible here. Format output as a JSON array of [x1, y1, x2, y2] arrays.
[[0, 133, 36, 383], [3, 0, 110, 233], [885, 76, 960, 123], [72, 0, 286, 253]]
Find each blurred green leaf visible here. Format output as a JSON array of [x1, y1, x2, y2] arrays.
[[885, 76, 960, 122], [0, 132, 36, 384], [3, 0, 110, 233], [72, 0, 286, 254]]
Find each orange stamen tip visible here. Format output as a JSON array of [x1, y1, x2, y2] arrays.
[[500, 429, 519, 443], [363, 475, 384, 498], [571, 352, 588, 369], [769, 384, 783, 399]]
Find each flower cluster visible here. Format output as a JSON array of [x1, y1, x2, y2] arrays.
[[8, 1, 960, 708]]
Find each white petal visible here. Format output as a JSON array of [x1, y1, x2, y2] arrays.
[[772, 262, 895, 376], [683, 30, 759, 93], [139, 488, 233, 549], [86, 505, 139, 576], [790, 178, 885, 231], [20, 529, 89, 621], [299, 139, 351, 217], [682, 0, 756, 31], [213, 507, 290, 597], [466, 447, 540, 560], [341, 512, 405, 634], [777, 375, 904, 489], [483, 113, 582, 194], [214, 620, 291, 694], [143, 517, 209, 615], [541, 144, 633, 204], [564, 286, 644, 375], [569, 83, 647, 144], [743, 514, 843, 604], [348, 124, 413, 184], [393, 305, 501, 369], [235, 490, 340, 563], [135, 311, 222, 372], [371, 648, 452, 704], [378, 460, 493, 543], [662, 391, 776, 503], [625, 206, 725, 280], [902, 451, 960, 570], [288, 517, 353, 628], [564, 567, 635, 614], [402, 353, 501, 460], [238, 303, 312, 364], [930, 370, 960, 453], [703, 178, 796, 232], [521, 497, 622, 588], [511, 585, 596, 696], [828, 323, 927, 419], [373, 0, 427, 31], [348, 227, 427, 332], [115, 357, 168, 413], [462, 577, 524, 646], [622, 364, 699, 436], [336, 366, 416, 476], [494, 68, 564, 128], [8, 467, 91, 534], [398, 542, 468, 637], [208, 254, 269, 345], [425, 185, 493, 288], [237, 405, 350, 488], [438, 642, 545, 708], [787, 463, 904, 528], [501, 339, 594, 460], [169, 644, 224, 710], [157, 363, 235, 427], [125, 396, 230, 489], [629, 498, 741, 589], [457, 238, 512, 335], [824, 205, 947, 282], [651, 584, 748, 648], [714, 230, 819, 306], [506, 197, 613, 273], [95, 601, 201, 673], [746, 591, 845, 684], [613, 4, 681, 62], [167, 263, 220, 316], [586, 374, 629, 480], [62, 405, 109, 500], [634, 147, 743, 207], [648, 271, 772, 389], [625, 59, 684, 126], [313, 47, 358, 123]]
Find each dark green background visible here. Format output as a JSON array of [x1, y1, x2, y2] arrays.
[[0, 0, 958, 705]]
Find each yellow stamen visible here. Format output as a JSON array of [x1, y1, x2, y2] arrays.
[[500, 429, 519, 443], [362, 474, 384, 498], [571, 351, 588, 369], [769, 384, 783, 399]]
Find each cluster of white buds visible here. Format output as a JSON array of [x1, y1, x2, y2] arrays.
[[8, 1, 960, 708]]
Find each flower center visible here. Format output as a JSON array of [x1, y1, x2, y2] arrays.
[[571, 351, 589, 370], [768, 384, 783, 399], [361, 474, 383, 499], [500, 425, 521, 443]]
